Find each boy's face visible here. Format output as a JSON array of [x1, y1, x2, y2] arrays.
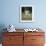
[[24, 10, 30, 15]]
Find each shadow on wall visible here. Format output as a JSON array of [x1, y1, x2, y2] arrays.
[[0, 24, 7, 43]]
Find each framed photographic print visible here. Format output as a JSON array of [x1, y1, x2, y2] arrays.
[[20, 5, 34, 22]]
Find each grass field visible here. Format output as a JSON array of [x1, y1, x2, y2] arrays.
[[22, 14, 32, 20]]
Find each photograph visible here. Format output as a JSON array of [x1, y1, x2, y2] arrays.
[[20, 5, 34, 22]]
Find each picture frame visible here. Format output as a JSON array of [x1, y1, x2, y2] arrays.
[[20, 5, 35, 22]]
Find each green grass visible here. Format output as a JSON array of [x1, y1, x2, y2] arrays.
[[22, 14, 32, 20]]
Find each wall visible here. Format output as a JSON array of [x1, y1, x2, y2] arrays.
[[0, 0, 46, 29]]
